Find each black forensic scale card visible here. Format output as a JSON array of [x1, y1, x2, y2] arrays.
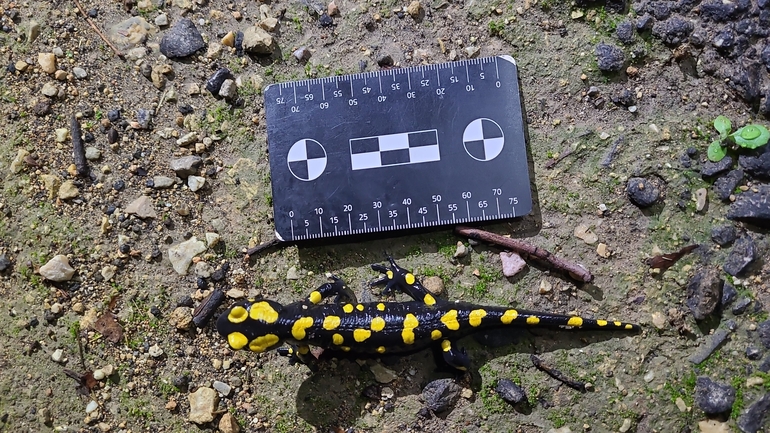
[[264, 55, 532, 241]]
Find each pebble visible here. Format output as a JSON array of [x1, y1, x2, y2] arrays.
[[51, 348, 64, 363], [319, 13, 334, 27], [292, 47, 311, 62], [72, 67, 87, 79], [369, 363, 398, 383], [500, 251, 527, 277], [495, 378, 527, 405], [219, 79, 237, 100], [701, 156, 734, 177], [738, 153, 770, 179], [695, 377, 735, 414], [242, 26, 275, 54], [159, 19, 206, 58], [125, 195, 157, 219], [727, 185, 770, 225], [595, 43, 625, 72], [39, 255, 75, 281], [422, 276, 445, 296], [723, 235, 756, 276], [219, 412, 240, 433], [733, 297, 752, 315], [155, 14, 169, 27], [695, 188, 708, 212], [39, 407, 52, 425], [168, 236, 207, 275], [685, 268, 723, 320], [41, 82, 58, 97], [626, 177, 661, 208], [153, 176, 175, 189], [85, 400, 98, 414], [85, 147, 101, 160], [759, 320, 770, 349], [747, 376, 764, 387], [286, 266, 299, 280], [328, 1, 339, 16], [453, 241, 468, 258], [616, 21, 634, 44], [37, 52, 56, 74], [651, 15, 693, 45], [422, 378, 461, 413], [736, 393, 770, 433], [619, 419, 632, 433], [260, 18, 279, 32], [213, 380, 232, 397], [205, 68, 234, 96], [148, 344, 164, 358], [58, 180, 79, 200], [188, 387, 219, 424], [187, 175, 205, 192], [381, 386, 395, 399], [406, 1, 423, 20], [697, 420, 731, 433], [169, 307, 194, 330], [643, 371, 655, 383], [596, 242, 611, 258], [205, 232, 221, 248], [714, 169, 744, 201], [651, 311, 666, 329], [711, 225, 737, 246], [170, 156, 202, 178]]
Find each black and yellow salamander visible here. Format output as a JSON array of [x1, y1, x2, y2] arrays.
[[216, 257, 640, 370]]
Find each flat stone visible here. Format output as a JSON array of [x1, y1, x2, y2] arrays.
[[738, 153, 770, 179], [187, 175, 205, 192], [51, 348, 65, 363], [259, 17, 279, 32], [453, 241, 468, 258], [205, 68, 234, 96], [168, 236, 207, 275], [422, 378, 461, 413], [369, 363, 398, 383], [148, 344, 163, 358], [688, 321, 736, 364], [422, 276, 445, 296], [155, 13, 169, 27], [205, 232, 221, 248], [72, 67, 87, 79], [697, 420, 731, 433], [701, 156, 734, 177], [153, 176, 175, 189], [212, 380, 232, 396], [711, 225, 737, 246], [727, 185, 770, 227], [168, 307, 194, 330], [495, 378, 527, 405], [58, 180, 79, 199], [170, 156, 202, 178], [218, 79, 237, 100], [286, 266, 299, 280], [39, 255, 75, 281], [500, 251, 527, 277], [713, 169, 744, 201], [595, 42, 625, 72], [723, 235, 756, 276], [219, 413, 240, 433], [188, 387, 219, 424], [737, 393, 770, 433], [574, 224, 598, 244], [695, 377, 736, 414], [685, 268, 722, 320], [242, 26, 275, 54], [38, 52, 56, 74], [159, 19, 206, 58], [125, 195, 157, 219], [695, 188, 708, 212], [41, 82, 58, 97], [85, 147, 101, 160]]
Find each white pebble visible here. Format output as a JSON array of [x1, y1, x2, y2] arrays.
[[51, 348, 64, 363], [85, 400, 99, 414]]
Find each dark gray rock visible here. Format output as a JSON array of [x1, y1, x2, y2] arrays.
[[626, 177, 662, 208], [737, 393, 770, 433], [205, 68, 234, 95], [159, 19, 206, 58], [724, 235, 756, 276], [763, 44, 770, 71], [107, 109, 121, 122], [169, 156, 202, 178], [747, 346, 763, 360], [135, 109, 152, 129], [694, 377, 736, 414], [686, 269, 723, 320], [652, 15, 693, 45], [721, 282, 737, 306], [700, 0, 742, 22], [759, 320, 770, 349], [0, 254, 10, 272], [595, 43, 625, 72], [732, 297, 752, 315], [727, 185, 770, 226], [713, 28, 735, 51], [616, 21, 635, 44], [688, 322, 735, 363], [714, 169, 744, 201], [636, 13, 654, 31], [729, 61, 763, 105], [738, 153, 770, 179], [649, 1, 673, 19], [496, 379, 527, 405], [701, 156, 734, 177], [422, 379, 461, 413], [711, 224, 737, 246], [699, 49, 721, 75], [612, 89, 636, 107]]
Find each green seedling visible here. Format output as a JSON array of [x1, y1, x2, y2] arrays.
[[707, 115, 770, 162]]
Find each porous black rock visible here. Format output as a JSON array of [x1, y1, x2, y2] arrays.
[[636, 13, 654, 31], [723, 235, 756, 276], [686, 268, 723, 320], [595, 42, 625, 72], [738, 153, 770, 179], [651, 15, 693, 45], [747, 346, 763, 360], [694, 377, 736, 414], [626, 177, 661, 208], [0, 254, 10, 272], [616, 21, 634, 44], [727, 185, 770, 226], [701, 156, 734, 177], [737, 393, 770, 433], [422, 379, 461, 413], [496, 379, 527, 405], [700, 0, 743, 22], [759, 320, 770, 349], [159, 19, 206, 58], [714, 169, 744, 201], [711, 224, 737, 246], [713, 28, 735, 51]]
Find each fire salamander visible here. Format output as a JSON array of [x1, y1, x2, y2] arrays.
[[216, 257, 640, 370]]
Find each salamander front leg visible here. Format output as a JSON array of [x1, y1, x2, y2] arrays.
[[277, 344, 319, 372], [370, 256, 442, 307], [440, 340, 471, 372], [304, 276, 358, 306]]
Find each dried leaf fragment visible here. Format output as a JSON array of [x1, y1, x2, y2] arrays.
[[646, 244, 698, 272], [93, 312, 123, 343]]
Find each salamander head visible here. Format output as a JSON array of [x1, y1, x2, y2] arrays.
[[216, 299, 286, 353]]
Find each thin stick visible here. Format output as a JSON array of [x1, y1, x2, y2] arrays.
[[72, 0, 125, 60], [244, 237, 282, 260], [531, 354, 586, 392], [454, 226, 594, 283]]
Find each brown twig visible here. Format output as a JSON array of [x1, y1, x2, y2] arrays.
[[544, 146, 573, 169], [72, 0, 125, 60], [244, 237, 282, 260], [531, 354, 586, 392], [454, 226, 593, 283]]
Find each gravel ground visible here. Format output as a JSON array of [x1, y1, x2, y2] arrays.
[[0, 0, 769, 432]]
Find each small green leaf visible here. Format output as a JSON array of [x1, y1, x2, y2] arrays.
[[707, 140, 727, 162], [714, 115, 732, 138], [732, 124, 770, 149]]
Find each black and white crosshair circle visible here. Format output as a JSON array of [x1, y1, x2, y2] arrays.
[[462, 118, 505, 161], [287, 139, 327, 181]]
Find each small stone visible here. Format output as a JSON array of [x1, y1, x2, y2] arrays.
[[168, 307, 193, 331], [125, 195, 157, 219], [595, 42, 625, 72], [695, 377, 736, 414], [38, 52, 56, 74], [675, 397, 688, 412], [51, 348, 64, 363], [148, 344, 164, 358], [759, 320, 770, 349], [382, 386, 395, 399], [188, 387, 219, 424], [293, 47, 311, 62], [39, 255, 75, 282], [286, 266, 299, 280], [688, 323, 735, 364], [714, 170, 744, 201], [626, 177, 661, 208], [55, 128, 69, 143], [737, 393, 770, 433], [41, 82, 58, 97], [58, 180, 79, 199], [85, 147, 101, 160], [500, 251, 526, 277], [168, 237, 207, 275], [695, 188, 708, 212], [100, 265, 117, 281], [453, 241, 468, 258], [170, 156, 202, 178], [422, 378, 461, 412], [221, 31, 235, 46], [153, 176, 175, 189], [495, 379, 527, 405], [159, 19, 206, 58], [155, 14, 169, 27], [596, 243, 610, 258], [369, 363, 398, 383], [686, 268, 723, 320], [218, 413, 240, 433], [747, 376, 764, 387], [643, 371, 655, 383], [205, 232, 221, 248], [727, 185, 770, 225], [711, 225, 737, 246], [213, 380, 232, 396], [242, 26, 275, 54], [723, 235, 756, 276], [259, 18, 279, 32], [651, 311, 666, 329], [701, 156, 734, 177], [747, 348, 763, 361], [619, 419, 632, 433], [187, 175, 205, 192], [205, 68, 234, 96], [85, 400, 98, 414], [93, 369, 106, 380], [39, 407, 52, 425], [733, 297, 752, 315], [72, 67, 87, 79], [406, 1, 424, 20], [539, 279, 552, 294], [319, 13, 334, 27], [219, 79, 237, 100], [328, 1, 339, 16], [697, 420, 730, 433]]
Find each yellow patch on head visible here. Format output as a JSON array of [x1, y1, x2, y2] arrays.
[[441, 339, 452, 352], [469, 309, 487, 327], [614, 321, 622, 327], [376, 346, 386, 354], [342, 304, 354, 313], [332, 333, 344, 345], [353, 328, 372, 342], [597, 320, 608, 327], [322, 315, 341, 330], [567, 317, 584, 327], [249, 302, 279, 323], [227, 306, 248, 323], [370, 317, 386, 332], [401, 313, 419, 345], [501, 309, 518, 324], [526, 316, 540, 325], [423, 294, 436, 306], [291, 317, 314, 340], [440, 310, 460, 331], [386, 270, 394, 280], [356, 304, 364, 311], [309, 291, 322, 304], [227, 332, 249, 350], [431, 329, 442, 340], [376, 303, 386, 311], [248, 334, 279, 353], [405, 273, 416, 285]]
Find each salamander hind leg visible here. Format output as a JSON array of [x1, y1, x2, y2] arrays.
[[304, 276, 358, 306], [370, 255, 442, 307], [277, 344, 319, 372]]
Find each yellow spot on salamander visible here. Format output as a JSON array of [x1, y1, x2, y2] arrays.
[[376, 346, 386, 354], [625, 324, 633, 330], [501, 309, 518, 324], [567, 317, 584, 327], [356, 304, 364, 311], [323, 315, 341, 330], [431, 330, 442, 340], [440, 310, 460, 331], [405, 273, 416, 285], [386, 270, 394, 280], [423, 293, 436, 306], [371, 317, 386, 332], [526, 316, 540, 325], [342, 304, 354, 313], [227, 332, 248, 350], [597, 320, 608, 327], [441, 339, 452, 352], [298, 345, 309, 355], [614, 321, 622, 327], [341, 346, 351, 352], [291, 317, 314, 340], [248, 334, 279, 353], [402, 313, 419, 345], [354, 329, 372, 342], [249, 302, 279, 323], [376, 303, 386, 311], [332, 333, 344, 345], [308, 291, 322, 304], [469, 309, 487, 327], [227, 306, 248, 323]]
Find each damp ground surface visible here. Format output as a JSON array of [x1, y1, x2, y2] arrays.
[[0, 0, 769, 432]]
